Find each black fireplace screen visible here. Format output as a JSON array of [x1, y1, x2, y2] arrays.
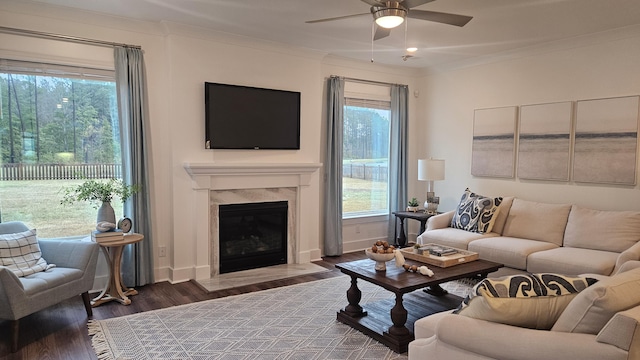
[[218, 201, 288, 274]]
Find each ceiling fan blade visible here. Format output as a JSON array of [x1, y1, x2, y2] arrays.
[[401, 0, 436, 9], [373, 25, 391, 40], [306, 12, 370, 24], [360, 0, 384, 6], [407, 10, 473, 27]]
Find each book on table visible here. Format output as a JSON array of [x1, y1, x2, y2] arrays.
[[422, 244, 458, 256], [399, 244, 479, 268], [91, 230, 124, 243]]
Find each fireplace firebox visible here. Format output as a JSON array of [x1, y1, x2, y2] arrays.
[[218, 201, 288, 274]]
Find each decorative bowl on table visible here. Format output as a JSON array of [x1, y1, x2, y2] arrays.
[[365, 249, 395, 271]]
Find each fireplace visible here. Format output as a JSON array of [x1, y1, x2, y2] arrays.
[[218, 201, 288, 274], [183, 162, 322, 281]]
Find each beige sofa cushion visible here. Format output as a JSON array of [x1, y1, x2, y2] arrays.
[[501, 199, 572, 246], [552, 267, 640, 335], [527, 247, 619, 276], [468, 237, 558, 270], [490, 196, 514, 235], [564, 205, 640, 253], [418, 228, 498, 250]]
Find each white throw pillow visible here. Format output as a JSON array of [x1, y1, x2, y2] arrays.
[[0, 229, 55, 277], [552, 267, 640, 335]]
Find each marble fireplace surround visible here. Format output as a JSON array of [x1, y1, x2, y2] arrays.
[[184, 162, 321, 281]]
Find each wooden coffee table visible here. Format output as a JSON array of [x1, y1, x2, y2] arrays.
[[335, 258, 503, 353]]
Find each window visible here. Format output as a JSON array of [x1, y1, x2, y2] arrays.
[[342, 90, 391, 218], [0, 59, 121, 238]]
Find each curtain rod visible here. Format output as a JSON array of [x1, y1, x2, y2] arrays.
[[331, 75, 406, 88], [0, 26, 142, 50]]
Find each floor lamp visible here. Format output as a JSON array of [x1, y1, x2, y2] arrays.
[[418, 158, 445, 214]]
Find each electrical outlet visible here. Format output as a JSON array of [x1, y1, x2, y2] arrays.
[[158, 246, 166, 257], [355, 225, 361, 234]]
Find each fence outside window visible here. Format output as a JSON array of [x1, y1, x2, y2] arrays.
[[342, 163, 388, 182], [0, 163, 122, 181]]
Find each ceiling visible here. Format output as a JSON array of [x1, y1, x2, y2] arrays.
[[23, 0, 640, 70]]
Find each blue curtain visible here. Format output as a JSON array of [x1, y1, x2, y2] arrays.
[[324, 76, 345, 256], [114, 46, 154, 286], [388, 85, 409, 243]]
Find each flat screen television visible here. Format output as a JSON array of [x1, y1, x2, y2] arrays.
[[205, 82, 301, 150]]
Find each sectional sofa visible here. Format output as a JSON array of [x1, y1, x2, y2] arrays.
[[409, 261, 640, 360], [416, 196, 640, 276], [410, 194, 640, 359]]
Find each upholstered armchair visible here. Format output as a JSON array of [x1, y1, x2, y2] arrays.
[[0, 221, 99, 352]]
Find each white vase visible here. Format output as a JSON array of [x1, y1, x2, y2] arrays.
[[97, 201, 116, 225]]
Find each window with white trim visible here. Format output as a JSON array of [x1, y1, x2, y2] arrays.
[[342, 82, 391, 218]]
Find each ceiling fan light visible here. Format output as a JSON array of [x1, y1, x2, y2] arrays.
[[373, 8, 406, 29], [376, 15, 404, 28]]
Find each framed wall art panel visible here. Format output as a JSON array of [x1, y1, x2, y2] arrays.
[[518, 102, 572, 181], [471, 106, 517, 178], [573, 96, 638, 185]]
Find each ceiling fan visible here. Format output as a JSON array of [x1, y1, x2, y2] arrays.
[[306, 0, 472, 40]]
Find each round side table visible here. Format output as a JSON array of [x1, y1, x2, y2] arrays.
[[91, 233, 144, 307]]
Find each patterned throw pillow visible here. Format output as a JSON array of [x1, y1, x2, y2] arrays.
[[0, 229, 55, 277], [451, 188, 503, 233], [454, 273, 599, 329]]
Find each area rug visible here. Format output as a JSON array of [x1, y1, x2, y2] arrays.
[[89, 276, 476, 360]]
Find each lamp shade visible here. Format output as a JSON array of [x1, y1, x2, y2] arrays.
[[418, 159, 445, 181]]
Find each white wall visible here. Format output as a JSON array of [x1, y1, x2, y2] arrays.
[[418, 26, 640, 213]]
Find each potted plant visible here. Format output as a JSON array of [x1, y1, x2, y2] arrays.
[[413, 243, 423, 254], [407, 197, 420, 212], [61, 178, 139, 224]]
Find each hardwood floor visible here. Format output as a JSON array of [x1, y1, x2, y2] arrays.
[[0, 252, 365, 359]]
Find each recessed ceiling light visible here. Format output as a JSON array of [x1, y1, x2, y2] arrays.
[[406, 47, 418, 52]]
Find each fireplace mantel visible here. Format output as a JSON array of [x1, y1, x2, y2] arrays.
[[183, 162, 322, 281], [184, 162, 322, 190], [184, 162, 322, 176]]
